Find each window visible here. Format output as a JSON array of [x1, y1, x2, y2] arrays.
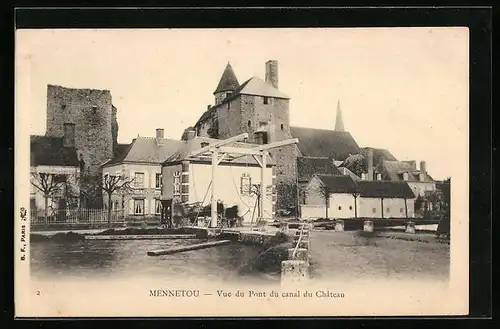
[[372, 208, 376, 213], [349, 206, 353, 210], [92, 106, 97, 114], [240, 173, 252, 195], [53, 174, 67, 184], [173, 171, 181, 196], [263, 97, 269, 104], [227, 102, 231, 109], [247, 120, 251, 128], [155, 173, 162, 188], [134, 199, 144, 215], [280, 123, 284, 130], [386, 207, 390, 213], [338, 206, 342, 210], [134, 172, 145, 188], [400, 208, 404, 213], [155, 199, 162, 215]]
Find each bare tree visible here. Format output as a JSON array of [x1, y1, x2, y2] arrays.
[[79, 173, 134, 227], [310, 182, 333, 220], [102, 174, 135, 227], [30, 172, 72, 224]]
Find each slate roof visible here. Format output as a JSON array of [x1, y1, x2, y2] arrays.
[[30, 135, 79, 167], [314, 174, 360, 194], [356, 180, 416, 198], [214, 62, 240, 94], [312, 174, 415, 199], [379, 160, 434, 183], [196, 75, 290, 128], [235, 76, 290, 99], [297, 156, 341, 183], [290, 127, 361, 161], [103, 137, 183, 167], [163, 136, 275, 167]]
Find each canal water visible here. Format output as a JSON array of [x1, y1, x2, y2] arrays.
[[30, 238, 281, 284]]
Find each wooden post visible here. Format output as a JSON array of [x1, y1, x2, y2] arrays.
[[381, 197, 384, 219], [211, 149, 218, 228], [404, 197, 408, 219], [353, 193, 358, 219], [259, 151, 266, 222]]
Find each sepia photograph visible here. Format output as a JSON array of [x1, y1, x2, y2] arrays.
[[15, 26, 469, 317]]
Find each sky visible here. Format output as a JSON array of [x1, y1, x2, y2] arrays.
[[16, 28, 469, 180]]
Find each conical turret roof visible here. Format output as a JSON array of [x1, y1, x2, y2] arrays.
[[214, 62, 240, 94]]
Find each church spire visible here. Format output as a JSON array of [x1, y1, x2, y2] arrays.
[[334, 100, 345, 132]]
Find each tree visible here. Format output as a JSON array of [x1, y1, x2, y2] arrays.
[[79, 173, 134, 227], [311, 181, 333, 219], [340, 153, 366, 177], [30, 172, 73, 224], [101, 174, 135, 227]]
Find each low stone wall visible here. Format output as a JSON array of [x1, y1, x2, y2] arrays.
[[280, 223, 312, 286]]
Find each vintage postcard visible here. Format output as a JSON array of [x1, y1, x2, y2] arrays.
[[15, 27, 469, 317]]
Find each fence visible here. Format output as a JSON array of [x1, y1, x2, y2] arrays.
[[30, 208, 126, 230]]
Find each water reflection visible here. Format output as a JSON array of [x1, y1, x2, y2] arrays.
[[30, 239, 278, 284]]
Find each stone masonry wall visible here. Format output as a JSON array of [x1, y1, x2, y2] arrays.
[[45, 84, 115, 176]]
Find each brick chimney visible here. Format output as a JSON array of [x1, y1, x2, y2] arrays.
[[366, 148, 374, 181], [156, 128, 164, 139], [63, 123, 75, 148], [265, 60, 279, 89]]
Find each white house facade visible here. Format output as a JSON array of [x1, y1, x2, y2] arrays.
[[161, 136, 276, 224], [301, 174, 416, 219]]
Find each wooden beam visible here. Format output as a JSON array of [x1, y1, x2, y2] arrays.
[[218, 146, 263, 156], [252, 154, 263, 168], [217, 153, 226, 165], [251, 138, 299, 151], [188, 133, 249, 158]]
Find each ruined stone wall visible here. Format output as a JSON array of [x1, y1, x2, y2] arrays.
[[45, 84, 114, 176]]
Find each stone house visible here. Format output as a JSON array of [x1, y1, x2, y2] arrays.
[[101, 129, 182, 218], [161, 132, 276, 224], [301, 174, 416, 219]]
